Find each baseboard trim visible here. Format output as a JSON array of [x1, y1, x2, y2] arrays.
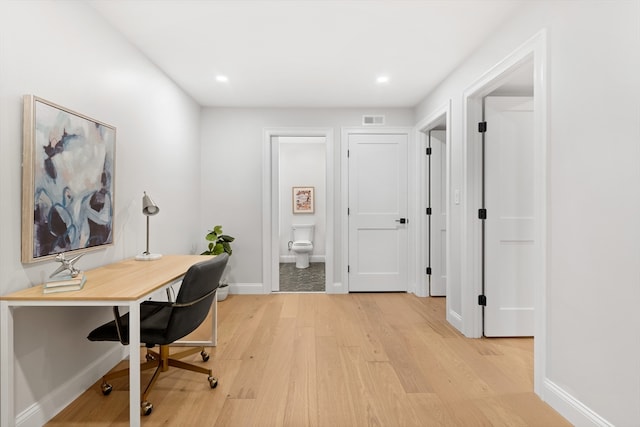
[[16, 346, 124, 427], [543, 378, 613, 427], [447, 309, 463, 332], [230, 283, 267, 294], [327, 281, 347, 294]]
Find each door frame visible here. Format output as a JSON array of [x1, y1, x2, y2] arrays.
[[341, 127, 412, 293], [462, 29, 547, 394], [262, 128, 334, 294], [414, 101, 451, 299]]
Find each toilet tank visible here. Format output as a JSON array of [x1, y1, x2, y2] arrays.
[[292, 224, 314, 242]]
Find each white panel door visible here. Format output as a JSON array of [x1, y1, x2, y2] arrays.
[[429, 130, 447, 296], [484, 96, 534, 337], [348, 132, 408, 292]]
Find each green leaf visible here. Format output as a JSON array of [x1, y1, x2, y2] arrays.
[[220, 235, 235, 242], [222, 241, 232, 255], [213, 225, 223, 235], [205, 231, 218, 241], [213, 242, 225, 255]]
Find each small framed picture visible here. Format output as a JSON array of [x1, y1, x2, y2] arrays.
[[292, 186, 314, 214]]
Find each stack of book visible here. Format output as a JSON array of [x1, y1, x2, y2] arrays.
[[43, 272, 87, 294]]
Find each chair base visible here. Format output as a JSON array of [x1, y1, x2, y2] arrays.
[[101, 345, 217, 415]]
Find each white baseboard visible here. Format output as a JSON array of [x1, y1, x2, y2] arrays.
[[447, 309, 463, 332], [16, 346, 124, 427], [230, 283, 268, 294], [326, 281, 347, 294], [542, 378, 613, 427]]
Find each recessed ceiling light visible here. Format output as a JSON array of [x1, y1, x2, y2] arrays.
[[376, 75, 390, 84], [215, 75, 229, 83]]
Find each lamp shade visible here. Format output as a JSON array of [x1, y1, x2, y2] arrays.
[[142, 192, 159, 216]]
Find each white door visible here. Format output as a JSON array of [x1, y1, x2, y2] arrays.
[[484, 96, 535, 337], [348, 132, 408, 292], [429, 130, 447, 296]]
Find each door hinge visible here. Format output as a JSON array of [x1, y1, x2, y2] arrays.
[[478, 121, 487, 133], [426, 207, 432, 215], [347, 149, 350, 158], [478, 208, 487, 220], [478, 295, 487, 306], [347, 207, 350, 215], [426, 147, 432, 155], [347, 265, 350, 273], [426, 267, 432, 275]]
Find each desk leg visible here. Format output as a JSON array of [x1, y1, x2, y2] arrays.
[[0, 302, 15, 427], [212, 296, 218, 346], [129, 302, 141, 427]]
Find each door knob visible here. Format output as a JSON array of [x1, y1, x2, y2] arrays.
[[395, 218, 407, 224]]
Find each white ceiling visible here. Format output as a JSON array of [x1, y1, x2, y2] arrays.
[[88, 0, 525, 108]]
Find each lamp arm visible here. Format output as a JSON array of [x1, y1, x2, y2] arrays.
[[145, 215, 150, 255]]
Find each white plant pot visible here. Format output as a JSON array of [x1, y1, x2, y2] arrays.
[[217, 284, 229, 301]]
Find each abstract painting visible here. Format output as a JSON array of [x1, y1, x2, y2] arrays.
[[22, 95, 116, 263], [293, 186, 314, 214]]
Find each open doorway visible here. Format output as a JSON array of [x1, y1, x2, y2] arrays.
[[471, 59, 535, 337], [277, 137, 326, 292], [416, 101, 455, 324], [262, 128, 334, 294], [462, 30, 547, 394], [426, 127, 447, 297], [416, 103, 450, 295]]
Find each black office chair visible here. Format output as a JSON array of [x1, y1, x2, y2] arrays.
[[87, 254, 229, 415]]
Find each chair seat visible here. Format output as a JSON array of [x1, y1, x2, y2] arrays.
[[87, 302, 173, 346]]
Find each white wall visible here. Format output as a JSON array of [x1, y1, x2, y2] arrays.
[[414, 1, 640, 425], [4, 1, 637, 425], [278, 138, 326, 262], [0, 1, 202, 424], [199, 108, 414, 287]]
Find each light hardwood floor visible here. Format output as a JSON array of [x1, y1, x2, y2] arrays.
[[47, 293, 571, 426]]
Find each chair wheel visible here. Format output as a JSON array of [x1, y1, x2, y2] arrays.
[[141, 401, 153, 416], [101, 382, 113, 396], [201, 350, 210, 362], [208, 376, 218, 389], [145, 353, 156, 361]]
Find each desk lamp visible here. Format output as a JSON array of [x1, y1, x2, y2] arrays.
[[135, 191, 162, 261]]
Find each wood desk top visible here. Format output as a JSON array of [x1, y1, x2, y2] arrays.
[[0, 255, 211, 302]]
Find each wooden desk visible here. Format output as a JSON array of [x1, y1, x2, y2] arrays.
[[0, 254, 212, 427]]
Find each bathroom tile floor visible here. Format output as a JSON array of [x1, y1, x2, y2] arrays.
[[279, 262, 325, 292]]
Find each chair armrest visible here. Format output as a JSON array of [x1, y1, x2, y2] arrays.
[[111, 301, 172, 345], [112, 306, 128, 345]]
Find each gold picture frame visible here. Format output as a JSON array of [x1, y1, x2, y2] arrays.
[[292, 186, 314, 214], [22, 95, 116, 263]]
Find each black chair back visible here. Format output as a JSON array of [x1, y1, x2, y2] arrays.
[[165, 253, 228, 343]]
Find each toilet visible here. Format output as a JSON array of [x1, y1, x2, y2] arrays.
[[290, 224, 314, 268]]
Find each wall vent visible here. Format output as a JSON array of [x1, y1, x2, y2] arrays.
[[362, 115, 385, 126]]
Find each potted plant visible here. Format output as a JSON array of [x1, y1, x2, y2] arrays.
[[201, 225, 234, 300]]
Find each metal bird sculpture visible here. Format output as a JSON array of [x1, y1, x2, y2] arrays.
[[49, 253, 84, 278]]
